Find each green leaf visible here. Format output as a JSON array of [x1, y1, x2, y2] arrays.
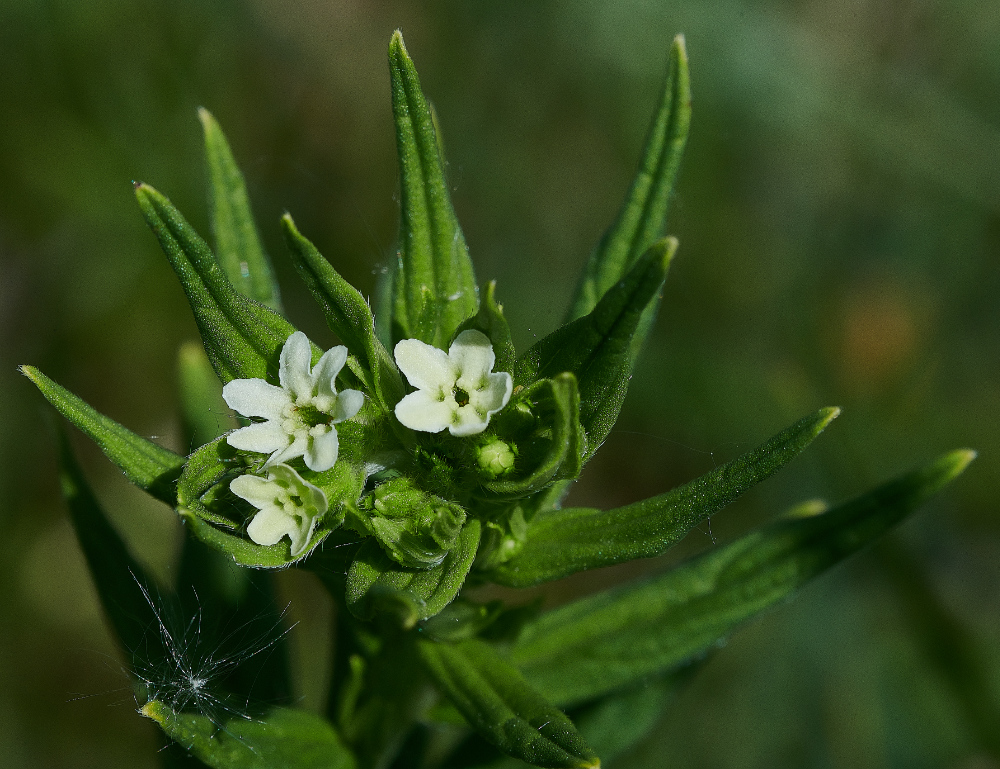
[[345, 520, 481, 625], [482, 375, 585, 500], [22, 365, 183, 505], [457, 281, 516, 375], [486, 407, 840, 586], [135, 183, 298, 383], [199, 108, 283, 313], [282, 213, 404, 411], [510, 449, 976, 707], [566, 35, 690, 325], [178, 341, 237, 449], [389, 30, 478, 347], [142, 702, 356, 769], [417, 638, 599, 769], [57, 431, 162, 666], [514, 239, 676, 455]]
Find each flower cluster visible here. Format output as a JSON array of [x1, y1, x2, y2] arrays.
[[225, 329, 513, 557]]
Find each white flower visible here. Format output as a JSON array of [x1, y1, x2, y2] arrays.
[[222, 331, 364, 472], [394, 329, 512, 437], [230, 464, 328, 557]]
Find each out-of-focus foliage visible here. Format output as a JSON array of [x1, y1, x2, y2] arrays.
[[1, 1, 996, 767]]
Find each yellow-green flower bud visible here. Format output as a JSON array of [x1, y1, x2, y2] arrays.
[[477, 440, 516, 479]]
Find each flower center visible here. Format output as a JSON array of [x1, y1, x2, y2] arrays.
[[295, 403, 330, 429], [453, 386, 470, 407]]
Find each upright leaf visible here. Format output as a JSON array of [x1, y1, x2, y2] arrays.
[[566, 34, 690, 323], [282, 214, 404, 411], [514, 238, 675, 453], [199, 108, 283, 312], [135, 183, 298, 383], [24, 365, 183, 504], [142, 702, 356, 769], [486, 407, 839, 586], [418, 638, 599, 769], [511, 449, 975, 706], [389, 31, 478, 347]]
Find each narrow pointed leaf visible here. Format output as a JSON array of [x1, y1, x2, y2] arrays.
[[486, 407, 839, 586], [135, 183, 297, 383], [514, 239, 676, 453], [417, 638, 599, 769], [142, 702, 356, 769], [345, 520, 481, 625], [511, 449, 976, 706], [389, 30, 478, 347], [199, 108, 283, 312], [23, 365, 183, 504], [57, 432, 161, 665], [567, 34, 690, 323], [282, 213, 404, 410]]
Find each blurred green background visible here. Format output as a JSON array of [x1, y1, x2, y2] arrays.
[[1, 1, 997, 767]]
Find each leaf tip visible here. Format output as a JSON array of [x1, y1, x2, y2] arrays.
[[196, 106, 213, 127], [941, 448, 977, 479], [817, 405, 841, 428], [139, 700, 164, 722], [389, 29, 407, 57]]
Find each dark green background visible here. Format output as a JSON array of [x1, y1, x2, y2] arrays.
[[1, 1, 996, 767]]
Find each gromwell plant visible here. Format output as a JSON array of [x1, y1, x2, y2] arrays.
[[21, 30, 974, 769]]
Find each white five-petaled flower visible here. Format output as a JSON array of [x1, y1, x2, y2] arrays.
[[394, 329, 513, 437], [222, 331, 364, 472], [230, 464, 327, 557]]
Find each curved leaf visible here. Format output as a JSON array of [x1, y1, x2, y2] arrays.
[[511, 449, 975, 706], [486, 407, 839, 586]]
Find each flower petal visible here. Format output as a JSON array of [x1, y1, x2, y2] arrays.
[[313, 345, 349, 400], [268, 464, 328, 515], [246, 507, 293, 547], [334, 389, 365, 422], [449, 404, 489, 437], [230, 473, 280, 507], [266, 434, 310, 467], [222, 378, 289, 419], [451, 329, 496, 387], [227, 421, 290, 454], [304, 429, 339, 472], [279, 331, 314, 400], [394, 338, 456, 393], [395, 390, 455, 433], [471, 371, 513, 416]]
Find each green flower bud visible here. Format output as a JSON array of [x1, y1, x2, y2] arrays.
[[362, 477, 467, 569], [477, 439, 516, 479]]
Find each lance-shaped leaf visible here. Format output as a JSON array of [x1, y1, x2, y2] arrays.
[[486, 407, 839, 586], [345, 520, 481, 625], [22, 365, 183, 504], [57, 431, 162, 665], [135, 183, 298, 383], [200, 108, 283, 313], [510, 449, 976, 707], [514, 238, 675, 454], [282, 213, 404, 410], [481, 375, 585, 499], [566, 34, 690, 324], [456, 281, 516, 375], [142, 701, 356, 769], [389, 30, 478, 347], [417, 638, 599, 769]]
